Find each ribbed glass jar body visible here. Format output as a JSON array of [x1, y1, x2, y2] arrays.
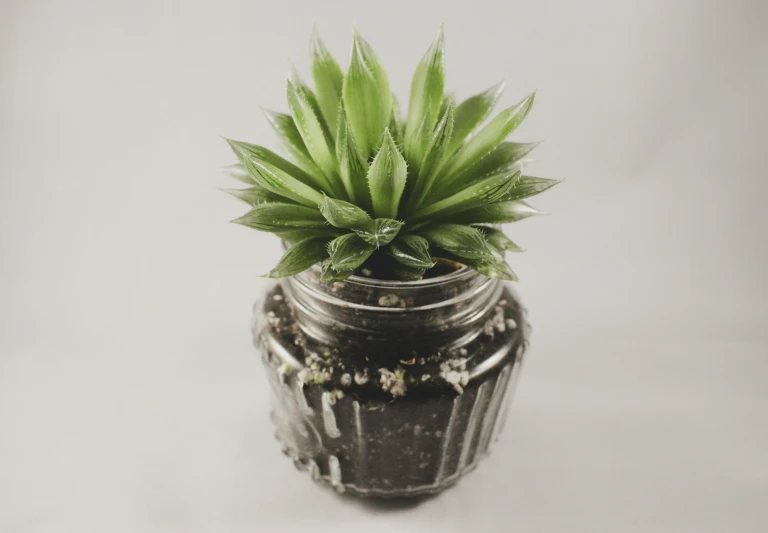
[[252, 265, 530, 497]]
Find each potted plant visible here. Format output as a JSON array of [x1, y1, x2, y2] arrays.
[[222, 27, 559, 497]]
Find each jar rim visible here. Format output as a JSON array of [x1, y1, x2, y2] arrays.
[[315, 262, 473, 288], [282, 240, 478, 288]]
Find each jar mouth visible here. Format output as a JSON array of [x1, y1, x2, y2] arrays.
[[281, 240, 475, 289], [307, 261, 473, 289]]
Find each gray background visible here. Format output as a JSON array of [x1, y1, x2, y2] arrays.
[[1, 0, 767, 531]]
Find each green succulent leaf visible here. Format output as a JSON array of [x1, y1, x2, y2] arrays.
[[336, 105, 372, 208], [418, 224, 494, 261], [384, 235, 435, 268], [221, 186, 288, 206], [419, 102, 454, 180], [223, 163, 254, 185], [327, 233, 376, 271], [319, 196, 371, 229], [390, 95, 406, 144], [413, 170, 520, 222], [231, 203, 326, 232], [286, 79, 340, 190], [342, 30, 392, 157], [448, 81, 506, 156], [367, 129, 407, 219], [226, 140, 320, 189], [264, 238, 330, 278], [274, 228, 343, 244], [406, 104, 434, 173], [405, 26, 445, 163], [442, 92, 535, 188], [354, 218, 404, 248], [449, 141, 540, 189], [449, 200, 545, 224], [261, 109, 323, 177], [404, 102, 454, 214], [227, 140, 324, 207], [504, 176, 562, 201], [434, 250, 519, 281], [310, 29, 344, 140], [388, 109, 405, 150], [390, 262, 427, 280], [477, 226, 524, 252], [289, 68, 328, 129], [320, 258, 354, 282], [439, 94, 454, 117], [470, 257, 519, 281]]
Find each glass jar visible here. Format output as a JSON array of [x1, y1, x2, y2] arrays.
[[252, 263, 530, 497]]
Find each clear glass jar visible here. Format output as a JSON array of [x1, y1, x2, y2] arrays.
[[252, 263, 530, 497]]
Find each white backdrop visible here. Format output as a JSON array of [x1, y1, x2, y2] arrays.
[[1, 0, 767, 531]]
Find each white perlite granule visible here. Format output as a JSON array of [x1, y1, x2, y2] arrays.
[[326, 389, 345, 405], [354, 370, 369, 385], [492, 305, 506, 332], [378, 294, 400, 307], [298, 352, 332, 384], [266, 311, 281, 328], [379, 367, 407, 397], [297, 368, 311, 384], [440, 358, 470, 394]]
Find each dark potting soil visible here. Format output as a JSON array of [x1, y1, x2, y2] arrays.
[[257, 283, 530, 496]]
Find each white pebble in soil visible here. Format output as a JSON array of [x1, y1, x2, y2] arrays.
[[354, 370, 369, 386], [492, 305, 506, 333], [439, 358, 470, 394], [378, 294, 400, 307], [379, 367, 407, 397]]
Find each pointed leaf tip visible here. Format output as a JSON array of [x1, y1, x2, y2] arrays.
[[504, 175, 561, 202], [445, 80, 507, 157], [286, 75, 339, 189], [224, 140, 326, 207], [385, 235, 435, 269], [231, 202, 326, 232], [310, 28, 344, 135], [405, 26, 446, 161], [343, 29, 393, 157], [442, 91, 537, 186], [262, 238, 330, 278], [327, 233, 376, 271], [319, 196, 371, 230], [419, 224, 494, 261], [354, 218, 403, 248], [366, 129, 407, 219]]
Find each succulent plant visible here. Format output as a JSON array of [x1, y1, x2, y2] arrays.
[[223, 27, 560, 281]]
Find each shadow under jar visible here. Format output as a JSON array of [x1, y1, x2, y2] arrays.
[[252, 263, 531, 498]]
